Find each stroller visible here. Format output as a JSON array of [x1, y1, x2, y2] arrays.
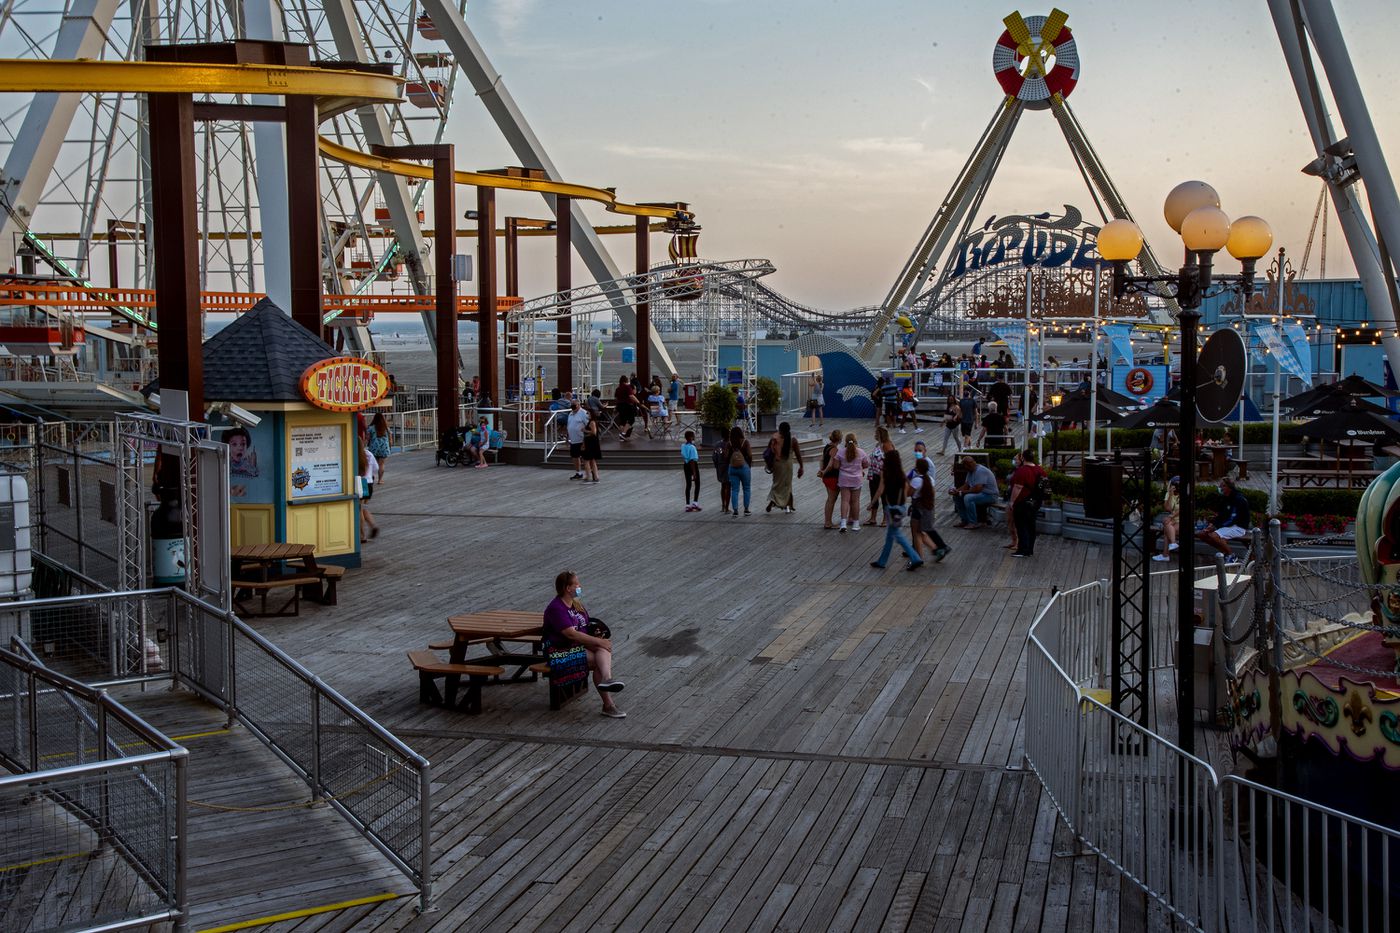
[[435, 427, 472, 467]]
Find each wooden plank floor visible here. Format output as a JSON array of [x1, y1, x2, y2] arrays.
[[132, 420, 1183, 931]]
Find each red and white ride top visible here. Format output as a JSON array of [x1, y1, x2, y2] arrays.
[[992, 13, 1079, 110]]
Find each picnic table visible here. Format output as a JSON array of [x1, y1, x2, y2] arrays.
[[447, 609, 545, 679], [231, 543, 343, 615], [1198, 443, 1235, 480]]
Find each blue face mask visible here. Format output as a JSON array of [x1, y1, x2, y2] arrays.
[[914, 451, 924, 459], [574, 586, 583, 598]]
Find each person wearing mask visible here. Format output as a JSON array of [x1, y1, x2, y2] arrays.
[[543, 570, 625, 718], [953, 456, 999, 528], [1009, 449, 1048, 557], [1196, 476, 1251, 557]]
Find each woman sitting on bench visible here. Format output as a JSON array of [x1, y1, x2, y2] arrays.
[[544, 570, 626, 718]]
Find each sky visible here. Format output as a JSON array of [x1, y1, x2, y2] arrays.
[[431, 0, 1400, 311]]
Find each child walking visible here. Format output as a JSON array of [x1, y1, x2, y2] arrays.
[[680, 430, 702, 511]]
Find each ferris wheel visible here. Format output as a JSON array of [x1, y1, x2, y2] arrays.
[[0, 0, 463, 304]]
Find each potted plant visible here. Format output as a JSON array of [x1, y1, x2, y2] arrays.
[[699, 382, 737, 447], [755, 376, 782, 433]]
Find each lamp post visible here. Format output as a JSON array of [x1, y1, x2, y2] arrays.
[[1096, 181, 1273, 755]]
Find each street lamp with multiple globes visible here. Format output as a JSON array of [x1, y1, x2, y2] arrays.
[[1095, 181, 1273, 755]]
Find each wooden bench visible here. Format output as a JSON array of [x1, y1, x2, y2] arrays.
[[1228, 457, 1249, 480], [320, 565, 346, 606], [407, 650, 505, 713], [1279, 468, 1381, 488], [232, 574, 322, 617], [529, 661, 591, 710]]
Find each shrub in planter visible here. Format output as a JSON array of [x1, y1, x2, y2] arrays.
[[1279, 488, 1363, 518], [699, 382, 737, 445], [1279, 513, 1351, 536], [755, 376, 782, 415]]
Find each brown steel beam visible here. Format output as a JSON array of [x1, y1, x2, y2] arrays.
[[192, 103, 286, 123], [476, 186, 497, 406], [147, 91, 202, 420], [373, 143, 459, 434], [504, 217, 520, 392], [286, 95, 322, 339], [555, 195, 571, 390], [635, 216, 650, 384]]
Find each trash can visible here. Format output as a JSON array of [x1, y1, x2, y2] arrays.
[[621, 347, 635, 364]]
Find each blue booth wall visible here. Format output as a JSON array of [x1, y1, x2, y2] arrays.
[[717, 344, 799, 384]]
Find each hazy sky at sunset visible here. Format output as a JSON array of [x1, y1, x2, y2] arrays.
[[438, 0, 1400, 310]]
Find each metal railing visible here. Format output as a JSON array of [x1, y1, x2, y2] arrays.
[[170, 590, 432, 910], [0, 643, 187, 933], [0, 587, 174, 687], [1026, 580, 1400, 931]]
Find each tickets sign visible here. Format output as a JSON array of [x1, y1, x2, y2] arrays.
[[300, 357, 390, 412]]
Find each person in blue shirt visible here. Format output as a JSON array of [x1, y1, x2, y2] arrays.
[[668, 374, 682, 411], [680, 430, 701, 511]]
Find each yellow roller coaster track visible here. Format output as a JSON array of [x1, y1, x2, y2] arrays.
[[0, 58, 694, 331]]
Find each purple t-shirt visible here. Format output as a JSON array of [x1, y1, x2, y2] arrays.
[[543, 596, 587, 651]]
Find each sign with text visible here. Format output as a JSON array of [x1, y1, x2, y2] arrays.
[[288, 424, 343, 499], [300, 357, 390, 412]]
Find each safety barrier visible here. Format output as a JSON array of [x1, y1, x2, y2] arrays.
[[0, 587, 432, 912], [1026, 580, 1399, 931], [170, 590, 432, 910], [0, 643, 187, 933]]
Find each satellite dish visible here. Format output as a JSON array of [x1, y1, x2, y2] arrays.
[[1196, 329, 1247, 423]]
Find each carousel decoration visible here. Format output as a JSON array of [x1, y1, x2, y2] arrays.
[[992, 8, 1079, 109]]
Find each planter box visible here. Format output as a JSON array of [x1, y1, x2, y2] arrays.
[[701, 424, 726, 448], [1037, 506, 1063, 536], [756, 412, 779, 434], [1061, 500, 1085, 518]]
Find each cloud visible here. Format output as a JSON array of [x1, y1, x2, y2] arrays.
[[841, 136, 927, 156], [603, 143, 742, 164], [488, 0, 538, 36]]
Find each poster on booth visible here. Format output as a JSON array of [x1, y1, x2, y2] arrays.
[[1112, 365, 1168, 405], [288, 424, 343, 499], [218, 418, 274, 502]]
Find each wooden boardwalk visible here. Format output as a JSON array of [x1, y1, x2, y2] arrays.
[[137, 420, 1214, 931]]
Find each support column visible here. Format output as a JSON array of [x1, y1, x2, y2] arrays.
[[555, 195, 572, 391], [434, 152, 458, 435], [635, 217, 651, 385], [504, 217, 520, 392], [148, 92, 202, 420], [285, 95, 322, 338], [477, 186, 498, 406]]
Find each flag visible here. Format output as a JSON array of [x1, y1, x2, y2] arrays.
[[989, 323, 1027, 364], [1281, 322, 1313, 387], [1253, 322, 1308, 385], [1103, 323, 1134, 366]]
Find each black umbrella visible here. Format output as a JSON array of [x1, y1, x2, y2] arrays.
[[1283, 373, 1398, 413], [1092, 386, 1139, 409], [1115, 398, 1181, 430], [1038, 391, 1124, 424], [1284, 403, 1400, 444], [1288, 392, 1392, 418]]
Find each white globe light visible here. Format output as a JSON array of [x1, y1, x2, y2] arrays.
[[1096, 218, 1144, 262], [1163, 181, 1221, 233], [1180, 206, 1231, 253], [1227, 215, 1273, 261]]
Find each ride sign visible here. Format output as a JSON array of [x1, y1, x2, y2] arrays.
[[300, 357, 390, 412]]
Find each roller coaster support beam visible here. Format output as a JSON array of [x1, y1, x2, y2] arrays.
[[321, 0, 433, 343], [860, 100, 1022, 361], [1270, 0, 1400, 379], [504, 218, 520, 391], [0, 0, 119, 279], [242, 0, 294, 313], [478, 185, 499, 406], [556, 196, 573, 390], [636, 218, 651, 384], [418, 0, 677, 377], [374, 145, 459, 436], [147, 90, 201, 421]]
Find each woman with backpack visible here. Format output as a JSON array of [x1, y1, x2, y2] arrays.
[[765, 421, 803, 513], [712, 435, 733, 513], [367, 411, 392, 484], [869, 449, 923, 570], [1010, 448, 1049, 558], [726, 426, 754, 516]]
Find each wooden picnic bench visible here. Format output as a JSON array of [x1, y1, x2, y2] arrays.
[[1279, 468, 1381, 489], [406, 650, 504, 713], [232, 573, 323, 617], [230, 543, 346, 616]]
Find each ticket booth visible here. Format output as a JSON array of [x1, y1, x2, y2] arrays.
[[196, 299, 390, 567]]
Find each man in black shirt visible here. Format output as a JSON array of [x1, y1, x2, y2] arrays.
[[989, 375, 1012, 422], [1196, 477, 1251, 556]]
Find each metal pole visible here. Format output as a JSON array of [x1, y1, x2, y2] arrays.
[[418, 764, 433, 912], [310, 685, 322, 803], [173, 752, 189, 932], [556, 195, 572, 391], [1177, 293, 1200, 755], [503, 218, 519, 393], [71, 443, 86, 575], [1089, 263, 1100, 459], [634, 215, 649, 388], [1023, 267, 1033, 447], [1271, 251, 1286, 514], [434, 152, 457, 434], [476, 186, 497, 407]]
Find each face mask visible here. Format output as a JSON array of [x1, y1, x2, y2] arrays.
[[574, 586, 583, 598], [914, 451, 924, 459]]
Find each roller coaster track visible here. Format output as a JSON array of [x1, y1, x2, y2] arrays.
[[0, 58, 695, 333]]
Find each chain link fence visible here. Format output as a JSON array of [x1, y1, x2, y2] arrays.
[[0, 643, 186, 933], [0, 589, 174, 686]]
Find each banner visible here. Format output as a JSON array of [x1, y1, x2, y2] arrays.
[[1103, 323, 1134, 367], [1281, 321, 1313, 387], [1253, 322, 1309, 385], [989, 323, 1027, 364]]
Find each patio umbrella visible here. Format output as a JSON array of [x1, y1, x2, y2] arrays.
[[1094, 386, 1140, 409], [1283, 373, 1398, 414], [1288, 392, 1392, 418], [1284, 403, 1400, 445], [1115, 398, 1181, 430], [1037, 391, 1124, 425]]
